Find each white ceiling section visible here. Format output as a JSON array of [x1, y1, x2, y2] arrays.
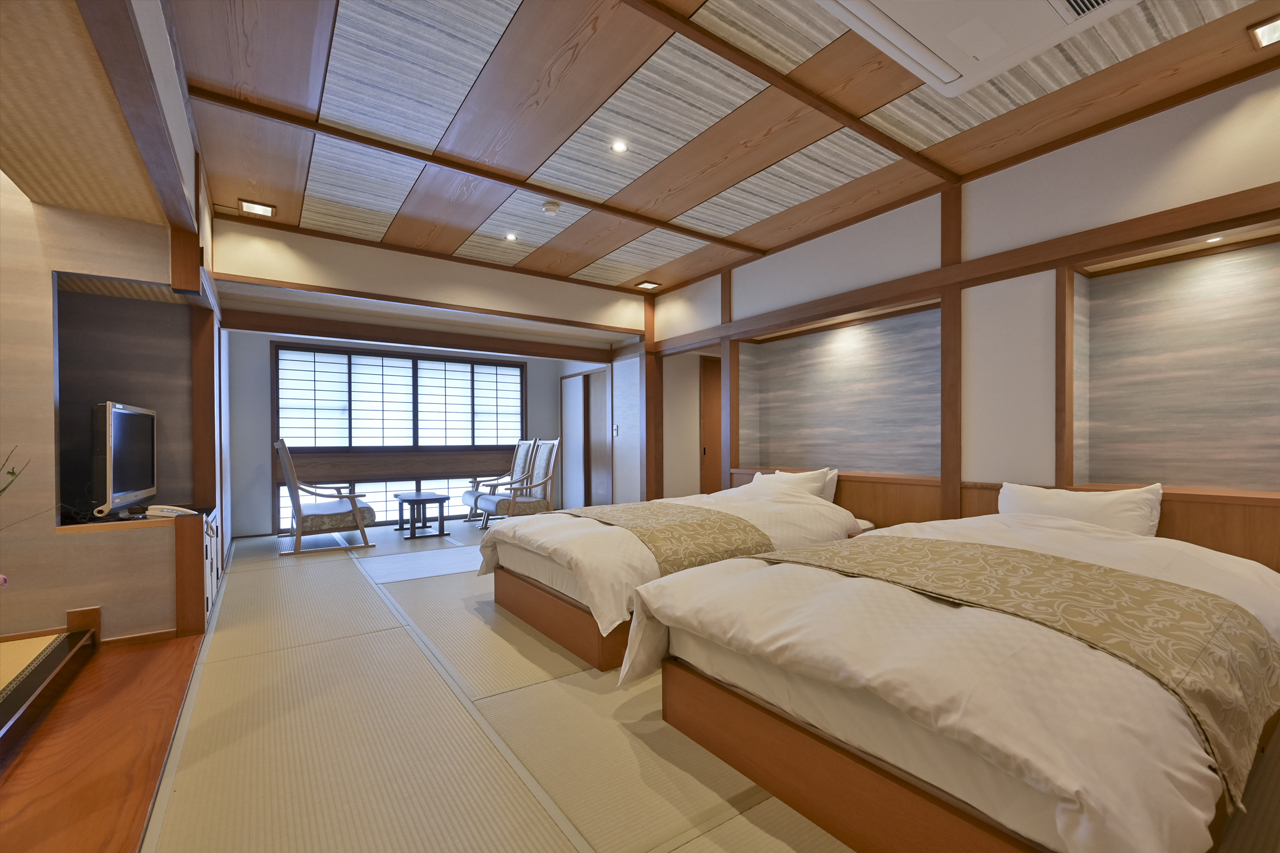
[[862, 0, 1254, 150], [318, 0, 520, 152], [526, 34, 768, 203], [298, 136, 424, 241]]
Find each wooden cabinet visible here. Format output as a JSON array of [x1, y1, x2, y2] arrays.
[[176, 508, 224, 636]]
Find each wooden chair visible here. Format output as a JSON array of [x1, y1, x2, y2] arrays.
[[275, 440, 376, 555], [474, 438, 560, 529], [462, 439, 537, 523]]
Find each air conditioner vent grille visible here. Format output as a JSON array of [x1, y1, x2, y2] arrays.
[[1066, 0, 1112, 17]]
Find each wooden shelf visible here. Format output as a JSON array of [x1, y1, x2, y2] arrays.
[[54, 517, 175, 534]]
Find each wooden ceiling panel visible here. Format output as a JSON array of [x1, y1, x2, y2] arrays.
[[572, 229, 708, 284], [673, 128, 897, 237], [193, 100, 313, 227], [926, 1, 1280, 176], [516, 214, 652, 276], [453, 190, 592, 266], [526, 34, 768, 202], [619, 243, 754, 288], [435, 0, 676, 178], [606, 87, 840, 220], [788, 30, 921, 118], [318, 1, 518, 154], [732, 160, 945, 251], [171, 0, 336, 119], [382, 165, 515, 255], [690, 0, 846, 74]]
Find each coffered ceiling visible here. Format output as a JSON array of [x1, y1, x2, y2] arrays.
[[175, 0, 1279, 293]]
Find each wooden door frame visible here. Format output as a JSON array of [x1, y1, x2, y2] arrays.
[[561, 366, 613, 506]]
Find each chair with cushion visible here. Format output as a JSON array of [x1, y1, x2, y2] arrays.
[[462, 439, 537, 523], [474, 438, 560, 529], [275, 440, 376, 555]]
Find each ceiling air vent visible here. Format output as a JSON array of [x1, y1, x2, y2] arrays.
[[817, 0, 1136, 96]]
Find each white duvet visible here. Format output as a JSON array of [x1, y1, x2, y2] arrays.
[[479, 479, 860, 634], [620, 514, 1280, 853]]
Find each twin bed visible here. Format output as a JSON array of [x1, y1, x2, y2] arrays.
[[477, 474, 1280, 853]]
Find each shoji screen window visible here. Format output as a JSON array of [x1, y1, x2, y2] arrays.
[[277, 350, 350, 446], [472, 363, 523, 445], [351, 354, 413, 445], [417, 360, 474, 446]]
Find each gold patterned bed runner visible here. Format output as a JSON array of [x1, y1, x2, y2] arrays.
[[760, 535, 1280, 809], [556, 502, 773, 577]]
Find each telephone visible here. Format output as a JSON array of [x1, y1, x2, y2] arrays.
[[145, 505, 200, 518]]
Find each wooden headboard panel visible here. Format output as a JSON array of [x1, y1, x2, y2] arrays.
[[732, 469, 1280, 572]]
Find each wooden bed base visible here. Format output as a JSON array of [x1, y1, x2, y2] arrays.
[[662, 657, 1057, 853], [493, 566, 629, 671]]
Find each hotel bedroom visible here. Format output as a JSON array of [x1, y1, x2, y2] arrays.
[[0, 1, 1277, 852]]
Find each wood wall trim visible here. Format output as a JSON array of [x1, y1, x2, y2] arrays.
[[662, 659, 1049, 853], [642, 296, 663, 500], [174, 513, 205, 637], [99, 629, 180, 648], [75, 0, 196, 232], [1055, 268, 1074, 488], [214, 271, 645, 335], [721, 271, 732, 325], [748, 302, 938, 344], [212, 212, 630, 294], [617, 0, 959, 186], [655, 183, 1280, 351], [1080, 232, 1280, 278], [190, 88, 763, 258], [54, 517, 175, 534], [274, 449, 512, 491], [940, 286, 961, 518], [220, 308, 612, 363], [941, 185, 962, 266], [732, 468, 942, 488], [720, 338, 739, 491]]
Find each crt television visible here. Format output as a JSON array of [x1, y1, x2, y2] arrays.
[[92, 402, 156, 517]]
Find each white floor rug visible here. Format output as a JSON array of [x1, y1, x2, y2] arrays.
[[360, 544, 482, 584]]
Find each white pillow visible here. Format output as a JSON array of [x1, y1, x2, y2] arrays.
[[997, 482, 1163, 537], [752, 469, 839, 502]]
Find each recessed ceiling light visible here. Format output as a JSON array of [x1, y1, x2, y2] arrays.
[[505, 233, 517, 241], [637, 282, 659, 290], [1206, 237, 1223, 243], [1248, 14, 1280, 49], [239, 199, 275, 217], [611, 141, 628, 153]]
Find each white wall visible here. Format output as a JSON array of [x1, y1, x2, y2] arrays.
[[225, 330, 584, 536], [965, 69, 1280, 259], [0, 171, 179, 639], [662, 352, 703, 498], [654, 275, 720, 340], [214, 218, 647, 332], [611, 357, 641, 504], [961, 273, 1057, 486], [732, 195, 941, 320]]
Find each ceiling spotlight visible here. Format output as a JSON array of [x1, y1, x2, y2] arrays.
[[542, 200, 561, 216], [239, 199, 275, 217], [611, 140, 628, 153], [505, 233, 517, 241], [637, 282, 659, 290], [1248, 14, 1280, 49], [1206, 237, 1223, 243]]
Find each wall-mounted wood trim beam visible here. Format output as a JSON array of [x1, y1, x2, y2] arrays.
[[720, 271, 733, 325], [641, 296, 663, 499], [941, 186, 962, 266], [1079, 232, 1280, 278], [191, 88, 764, 259], [610, 341, 646, 361], [221, 309, 613, 364], [619, 0, 959, 186], [654, 182, 1280, 352], [77, 0, 196, 232], [190, 306, 217, 507], [214, 271, 645, 335], [1055, 268, 1075, 489], [720, 337, 738, 492]]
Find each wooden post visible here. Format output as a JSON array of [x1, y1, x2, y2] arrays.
[[721, 270, 733, 325], [940, 185, 963, 518], [720, 337, 738, 491], [175, 513, 206, 636], [191, 306, 217, 508], [1055, 267, 1075, 488]]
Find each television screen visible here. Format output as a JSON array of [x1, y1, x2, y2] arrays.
[[111, 409, 155, 494], [92, 402, 156, 515]]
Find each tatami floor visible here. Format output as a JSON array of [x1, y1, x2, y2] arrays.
[[140, 522, 854, 853]]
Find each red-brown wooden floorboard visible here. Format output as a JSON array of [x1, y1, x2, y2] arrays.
[[0, 635, 201, 853]]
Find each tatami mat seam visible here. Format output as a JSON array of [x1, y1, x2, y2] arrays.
[[204, 625, 406, 665], [352, 557, 597, 853]]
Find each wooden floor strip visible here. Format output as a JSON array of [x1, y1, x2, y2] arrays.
[[0, 635, 201, 853]]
